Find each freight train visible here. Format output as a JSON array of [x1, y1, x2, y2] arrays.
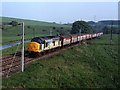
[[28, 32, 103, 55]]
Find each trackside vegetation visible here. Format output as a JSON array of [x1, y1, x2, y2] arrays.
[[2, 34, 118, 88]]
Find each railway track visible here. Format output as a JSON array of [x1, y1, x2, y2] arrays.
[[0, 39, 93, 78]]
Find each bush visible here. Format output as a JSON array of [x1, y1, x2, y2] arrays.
[[10, 21, 18, 26], [71, 21, 93, 34]]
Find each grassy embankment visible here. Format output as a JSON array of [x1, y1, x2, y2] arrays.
[[2, 34, 119, 88], [1, 17, 71, 45], [2, 43, 29, 56]]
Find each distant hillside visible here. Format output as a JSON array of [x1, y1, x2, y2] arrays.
[[88, 20, 119, 26], [87, 20, 119, 34], [1, 17, 72, 45], [98, 20, 119, 25], [1, 17, 71, 27]]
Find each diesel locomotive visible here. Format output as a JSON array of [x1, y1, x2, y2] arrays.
[[28, 32, 103, 54]]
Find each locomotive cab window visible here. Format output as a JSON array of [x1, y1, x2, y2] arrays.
[[40, 44, 42, 50], [31, 38, 42, 43]]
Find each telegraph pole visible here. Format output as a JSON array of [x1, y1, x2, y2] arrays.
[[21, 22, 24, 72], [79, 29, 81, 46], [91, 30, 93, 40], [110, 21, 113, 45]]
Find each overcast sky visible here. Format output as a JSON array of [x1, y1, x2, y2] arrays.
[[2, 2, 118, 23]]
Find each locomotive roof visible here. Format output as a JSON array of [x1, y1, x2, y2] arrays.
[[39, 36, 60, 40], [31, 36, 60, 43], [32, 36, 60, 40]]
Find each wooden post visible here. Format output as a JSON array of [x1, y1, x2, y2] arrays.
[[91, 30, 93, 42], [110, 21, 113, 45], [21, 22, 24, 72], [79, 29, 81, 46]]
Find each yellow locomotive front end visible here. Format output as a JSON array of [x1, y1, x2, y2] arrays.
[[27, 36, 61, 56], [28, 42, 40, 52]]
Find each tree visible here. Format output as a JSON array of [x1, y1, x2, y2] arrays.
[[112, 27, 119, 34], [42, 29, 46, 32], [53, 27, 56, 30], [102, 26, 109, 34], [10, 21, 18, 26], [60, 27, 63, 29], [71, 21, 93, 34], [27, 26, 31, 28]]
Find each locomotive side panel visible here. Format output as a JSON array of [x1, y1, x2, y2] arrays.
[[42, 39, 61, 51]]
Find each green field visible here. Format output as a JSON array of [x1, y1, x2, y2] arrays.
[[1, 17, 71, 45], [2, 34, 119, 88], [1, 17, 71, 27]]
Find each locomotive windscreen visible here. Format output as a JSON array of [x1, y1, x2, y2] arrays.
[[31, 38, 43, 44]]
